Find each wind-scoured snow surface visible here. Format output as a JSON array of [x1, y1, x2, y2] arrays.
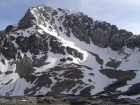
[[0, 6, 140, 99]]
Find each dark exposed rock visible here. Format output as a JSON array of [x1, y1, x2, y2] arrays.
[[66, 46, 83, 60], [62, 11, 139, 50], [49, 37, 65, 55], [89, 21, 118, 48], [37, 99, 44, 103], [60, 58, 67, 62], [15, 55, 36, 82], [100, 69, 137, 81], [67, 57, 73, 61], [80, 86, 94, 96], [52, 10, 58, 16], [5, 71, 13, 75], [28, 33, 49, 54], [1, 59, 5, 65], [32, 55, 49, 67], [89, 73, 94, 76], [87, 51, 103, 65], [49, 66, 83, 80], [49, 63, 92, 81], [4, 25, 14, 34], [109, 30, 133, 50], [104, 80, 127, 92], [63, 18, 71, 37], [24, 74, 52, 95], [4, 79, 13, 85], [0, 30, 4, 36], [110, 98, 129, 104], [59, 26, 63, 31], [122, 83, 140, 96], [15, 31, 50, 54], [105, 59, 121, 68], [64, 13, 91, 44], [62, 67, 84, 79], [37, 97, 55, 104], [18, 9, 33, 29], [51, 80, 84, 94], [0, 36, 6, 48], [9, 35, 16, 41], [17, 51, 22, 59], [70, 99, 91, 105], [34, 74, 52, 87], [44, 98, 55, 104], [88, 79, 92, 82], [125, 35, 140, 49], [16, 36, 29, 53], [99, 69, 137, 94], [1, 43, 17, 60], [68, 63, 92, 70]]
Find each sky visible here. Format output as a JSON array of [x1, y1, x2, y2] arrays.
[[0, 0, 140, 35]]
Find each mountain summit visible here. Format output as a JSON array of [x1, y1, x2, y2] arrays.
[[0, 5, 140, 98]]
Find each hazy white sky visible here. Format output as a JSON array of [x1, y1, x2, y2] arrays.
[[0, 0, 140, 34]]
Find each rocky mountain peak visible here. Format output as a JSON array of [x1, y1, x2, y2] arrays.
[[9, 5, 140, 51], [0, 5, 140, 98]]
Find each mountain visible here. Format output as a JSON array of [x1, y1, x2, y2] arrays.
[[0, 5, 140, 99]]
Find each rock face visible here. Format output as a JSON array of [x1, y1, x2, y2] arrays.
[[16, 6, 140, 51], [122, 83, 140, 96], [0, 5, 140, 98], [16, 55, 34, 79], [57, 11, 139, 50], [109, 30, 133, 50], [18, 9, 34, 29]]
